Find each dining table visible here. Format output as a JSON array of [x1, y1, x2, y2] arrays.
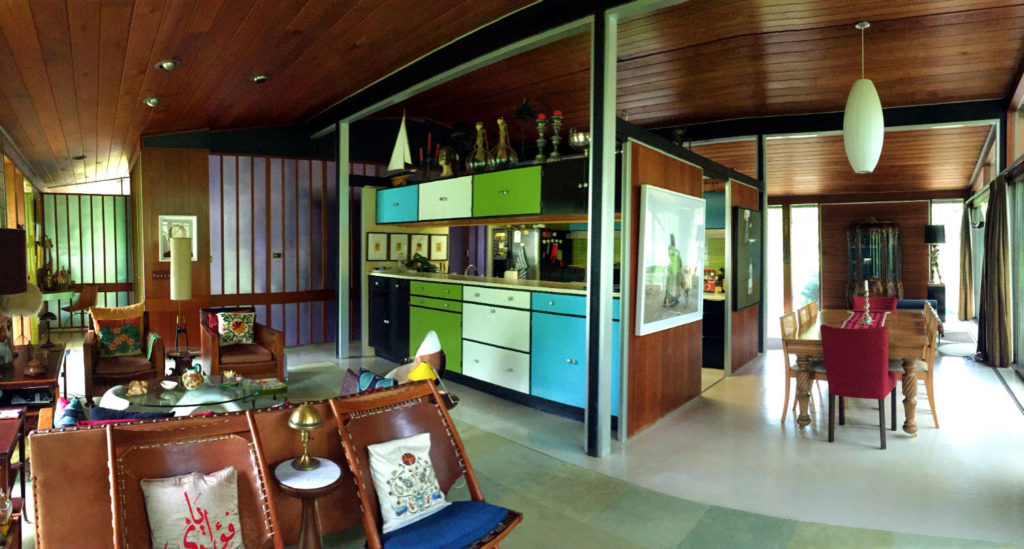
[[784, 309, 930, 435]]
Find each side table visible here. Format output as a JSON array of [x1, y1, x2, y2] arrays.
[[166, 347, 201, 377], [274, 458, 342, 549]]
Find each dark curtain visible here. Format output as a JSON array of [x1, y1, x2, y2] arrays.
[[977, 176, 1012, 367], [957, 205, 974, 320]]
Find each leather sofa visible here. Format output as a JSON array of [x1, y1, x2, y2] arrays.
[[30, 401, 362, 548]]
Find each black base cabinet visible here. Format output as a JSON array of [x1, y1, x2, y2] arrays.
[[702, 298, 725, 369], [369, 275, 409, 363]]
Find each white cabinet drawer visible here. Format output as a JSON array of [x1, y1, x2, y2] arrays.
[[463, 286, 530, 309], [418, 176, 472, 220], [463, 340, 530, 393], [462, 303, 530, 351]]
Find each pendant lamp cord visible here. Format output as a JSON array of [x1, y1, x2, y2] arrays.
[[860, 26, 865, 79]]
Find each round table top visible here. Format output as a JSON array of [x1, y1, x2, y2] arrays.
[[275, 457, 342, 492]]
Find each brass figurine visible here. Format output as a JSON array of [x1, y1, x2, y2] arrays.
[[491, 117, 518, 170], [465, 122, 493, 174], [438, 146, 459, 178]]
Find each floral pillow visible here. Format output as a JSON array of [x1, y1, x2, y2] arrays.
[[139, 466, 244, 549], [94, 317, 143, 357], [367, 432, 450, 534], [217, 312, 255, 347]]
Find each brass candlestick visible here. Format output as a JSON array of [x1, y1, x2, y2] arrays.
[[289, 403, 323, 471], [860, 295, 874, 326], [535, 115, 548, 162], [548, 111, 563, 161]]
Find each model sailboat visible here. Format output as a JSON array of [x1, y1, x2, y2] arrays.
[[388, 112, 415, 186]]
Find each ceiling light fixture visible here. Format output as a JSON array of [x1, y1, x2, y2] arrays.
[[843, 21, 884, 174], [142, 97, 161, 108], [155, 58, 180, 72], [250, 74, 268, 84]]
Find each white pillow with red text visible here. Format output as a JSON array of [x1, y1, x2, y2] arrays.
[[139, 465, 245, 549]]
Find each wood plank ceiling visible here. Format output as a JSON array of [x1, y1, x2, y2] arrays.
[[764, 125, 992, 196], [688, 140, 759, 179], [0, 0, 533, 189]]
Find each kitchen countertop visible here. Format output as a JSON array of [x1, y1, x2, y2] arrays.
[[370, 270, 620, 296], [704, 292, 726, 301]]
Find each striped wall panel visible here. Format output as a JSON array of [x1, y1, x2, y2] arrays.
[[209, 155, 338, 346]]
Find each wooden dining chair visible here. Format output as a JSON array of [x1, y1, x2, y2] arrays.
[[889, 303, 941, 428], [779, 312, 827, 423], [807, 300, 818, 319], [821, 326, 899, 449], [797, 304, 812, 329]]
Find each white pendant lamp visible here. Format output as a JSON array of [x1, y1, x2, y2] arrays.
[[843, 21, 884, 174]]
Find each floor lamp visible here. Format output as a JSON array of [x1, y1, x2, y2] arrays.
[[170, 237, 192, 350]]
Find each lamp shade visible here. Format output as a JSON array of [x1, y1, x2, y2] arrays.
[[924, 224, 946, 244], [0, 229, 27, 295], [843, 78, 884, 174], [169, 237, 191, 301]]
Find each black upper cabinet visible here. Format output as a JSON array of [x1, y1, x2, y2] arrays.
[[540, 157, 622, 215]]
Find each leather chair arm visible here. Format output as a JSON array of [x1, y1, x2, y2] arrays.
[[148, 333, 166, 374], [255, 323, 285, 380], [83, 330, 99, 403], [201, 324, 220, 376]]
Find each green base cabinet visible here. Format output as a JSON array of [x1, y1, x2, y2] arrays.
[[410, 304, 462, 373]]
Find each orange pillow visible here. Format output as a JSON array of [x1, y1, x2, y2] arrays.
[[90, 302, 144, 322]]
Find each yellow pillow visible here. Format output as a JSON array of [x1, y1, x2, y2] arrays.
[[90, 302, 145, 321]]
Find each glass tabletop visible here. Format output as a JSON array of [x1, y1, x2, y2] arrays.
[[113, 375, 259, 408]]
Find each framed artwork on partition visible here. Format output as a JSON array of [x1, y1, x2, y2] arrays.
[[158, 215, 198, 262], [732, 206, 763, 311], [366, 232, 388, 261], [635, 185, 705, 336], [429, 234, 448, 261], [410, 234, 429, 259], [389, 233, 409, 261]]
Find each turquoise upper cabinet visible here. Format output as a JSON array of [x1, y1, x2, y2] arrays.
[[473, 166, 541, 217], [376, 186, 418, 224], [418, 176, 472, 220]]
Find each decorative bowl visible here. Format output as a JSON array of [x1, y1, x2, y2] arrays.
[[568, 128, 590, 156]]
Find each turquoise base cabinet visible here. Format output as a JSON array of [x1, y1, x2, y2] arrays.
[[531, 312, 620, 416]]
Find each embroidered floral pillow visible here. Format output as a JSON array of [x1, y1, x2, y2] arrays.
[[217, 312, 255, 347], [139, 466, 245, 549], [94, 317, 143, 357], [367, 432, 451, 534]]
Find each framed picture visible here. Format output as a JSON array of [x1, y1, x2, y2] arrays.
[[158, 215, 198, 262], [410, 234, 429, 259], [733, 206, 763, 310], [366, 232, 388, 261], [389, 233, 409, 261], [429, 234, 448, 261], [635, 185, 705, 336]]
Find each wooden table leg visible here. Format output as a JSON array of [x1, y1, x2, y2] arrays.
[[796, 354, 813, 428], [901, 358, 918, 436], [297, 496, 323, 549]]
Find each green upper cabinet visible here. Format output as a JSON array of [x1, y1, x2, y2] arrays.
[[472, 166, 541, 217]]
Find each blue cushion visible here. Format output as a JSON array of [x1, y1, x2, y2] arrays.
[[381, 500, 510, 549], [358, 368, 396, 392], [89, 406, 173, 421]]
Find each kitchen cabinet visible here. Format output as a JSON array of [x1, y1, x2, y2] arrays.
[[376, 186, 418, 224], [472, 166, 541, 217], [418, 176, 473, 220], [463, 286, 530, 309], [410, 280, 462, 300], [531, 311, 620, 415], [462, 303, 530, 352], [368, 276, 409, 362], [409, 303, 462, 373], [539, 157, 589, 215], [463, 340, 530, 394]]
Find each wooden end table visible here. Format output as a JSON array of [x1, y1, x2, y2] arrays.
[[166, 346, 201, 377], [5, 345, 65, 430], [0, 408, 26, 507], [274, 458, 343, 549]]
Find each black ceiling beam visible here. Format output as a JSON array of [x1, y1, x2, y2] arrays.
[[656, 99, 1005, 143], [306, 0, 629, 133]]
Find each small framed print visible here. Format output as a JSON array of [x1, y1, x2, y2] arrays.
[[410, 234, 429, 259], [366, 232, 388, 261], [429, 234, 448, 261], [389, 233, 409, 261], [158, 215, 199, 262]]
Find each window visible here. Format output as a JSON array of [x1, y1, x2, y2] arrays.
[[766, 205, 783, 337], [929, 200, 963, 318], [790, 205, 820, 308]]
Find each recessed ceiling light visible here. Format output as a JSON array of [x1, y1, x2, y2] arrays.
[[72, 154, 86, 161], [155, 58, 180, 72], [142, 97, 161, 107], [250, 74, 269, 84]]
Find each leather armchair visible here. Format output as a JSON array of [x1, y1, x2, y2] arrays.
[[200, 307, 284, 380], [83, 311, 164, 404]]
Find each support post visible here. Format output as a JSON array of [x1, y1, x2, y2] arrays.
[[585, 10, 617, 457], [337, 122, 351, 358], [757, 134, 767, 352]]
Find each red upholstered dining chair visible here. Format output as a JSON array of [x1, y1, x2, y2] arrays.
[[821, 326, 898, 449], [851, 296, 898, 312]]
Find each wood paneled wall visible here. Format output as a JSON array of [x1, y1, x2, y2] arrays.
[[730, 181, 761, 371], [820, 201, 930, 310], [627, 142, 703, 437], [3, 158, 25, 229], [136, 147, 211, 345], [209, 154, 338, 347]]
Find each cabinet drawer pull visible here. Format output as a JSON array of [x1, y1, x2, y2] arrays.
[[443, 304, 448, 308], [474, 359, 480, 363], [439, 196, 448, 201], [566, 358, 572, 363], [499, 190, 509, 196], [548, 300, 554, 306], [445, 289, 450, 294], [505, 368, 514, 373], [383, 319, 390, 325], [507, 296, 514, 301], [393, 202, 399, 207], [475, 292, 480, 297]]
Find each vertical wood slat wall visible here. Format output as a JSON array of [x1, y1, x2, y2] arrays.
[[39, 193, 133, 328], [209, 155, 338, 347], [4, 158, 32, 342]]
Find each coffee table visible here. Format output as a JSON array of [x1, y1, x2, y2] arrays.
[[99, 375, 262, 416]]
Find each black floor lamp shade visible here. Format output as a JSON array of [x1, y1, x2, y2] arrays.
[[924, 224, 946, 245], [0, 229, 27, 295]]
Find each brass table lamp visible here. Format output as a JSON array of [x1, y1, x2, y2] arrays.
[[289, 402, 323, 471]]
